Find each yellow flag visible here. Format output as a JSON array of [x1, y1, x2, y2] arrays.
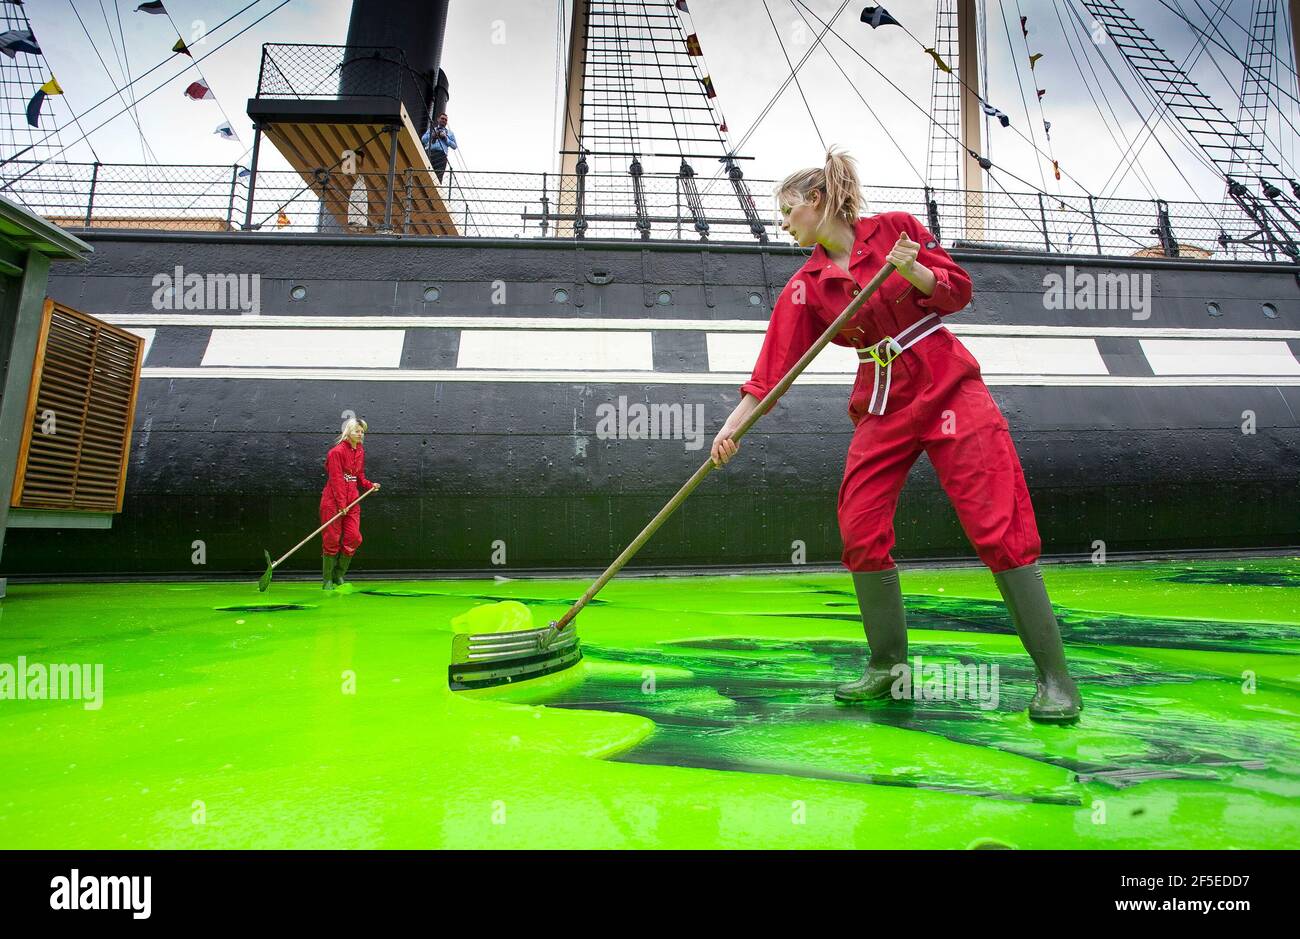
[[40, 77, 63, 96], [924, 48, 952, 74]]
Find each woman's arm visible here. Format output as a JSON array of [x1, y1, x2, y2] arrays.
[[710, 393, 760, 467], [713, 276, 822, 467], [886, 212, 972, 313], [357, 451, 377, 492]]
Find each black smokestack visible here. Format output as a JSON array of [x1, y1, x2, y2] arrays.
[[341, 0, 451, 137]]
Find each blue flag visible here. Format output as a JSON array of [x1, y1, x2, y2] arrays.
[[0, 28, 41, 58]]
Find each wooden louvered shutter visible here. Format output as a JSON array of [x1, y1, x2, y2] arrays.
[[10, 299, 143, 513]]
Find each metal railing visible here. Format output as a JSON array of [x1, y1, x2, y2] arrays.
[[1, 157, 1292, 261], [255, 43, 422, 104]]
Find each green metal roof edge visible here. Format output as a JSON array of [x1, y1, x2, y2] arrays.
[[0, 194, 92, 261]]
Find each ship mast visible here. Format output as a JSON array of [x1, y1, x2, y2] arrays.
[[957, 0, 985, 240], [558, 0, 589, 237], [1293, 0, 1300, 85]]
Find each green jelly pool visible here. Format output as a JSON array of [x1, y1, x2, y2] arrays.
[[2, 558, 1298, 849]]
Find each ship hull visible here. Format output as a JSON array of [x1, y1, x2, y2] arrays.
[[8, 232, 1297, 575]]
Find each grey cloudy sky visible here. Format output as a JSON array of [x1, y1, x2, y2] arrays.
[[22, 0, 1300, 211]]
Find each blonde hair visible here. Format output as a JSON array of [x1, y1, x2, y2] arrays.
[[337, 417, 368, 444], [774, 146, 865, 232]]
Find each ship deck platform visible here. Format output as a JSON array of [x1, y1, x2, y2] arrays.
[[246, 96, 458, 236]]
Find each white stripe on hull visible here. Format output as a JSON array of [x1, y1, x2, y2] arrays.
[[101, 313, 1300, 340], [139, 367, 1300, 386], [456, 329, 654, 370]]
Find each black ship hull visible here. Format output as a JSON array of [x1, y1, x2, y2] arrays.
[[8, 231, 1298, 576]]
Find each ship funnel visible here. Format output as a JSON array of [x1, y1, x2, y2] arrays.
[[342, 0, 451, 138]]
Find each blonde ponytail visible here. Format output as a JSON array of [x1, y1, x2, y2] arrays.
[[774, 146, 865, 231]]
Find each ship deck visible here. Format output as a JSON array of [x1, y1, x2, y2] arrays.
[[2, 556, 1296, 849]]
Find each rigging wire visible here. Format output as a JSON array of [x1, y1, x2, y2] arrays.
[[781, 0, 1196, 249], [160, 3, 246, 146], [111, 0, 148, 163], [1064, 0, 1234, 203], [67, 0, 158, 164], [784, 0, 926, 186], [1049, 0, 1160, 199], [726, 0, 852, 160], [996, 0, 1048, 193], [760, 0, 825, 152], [1176, 0, 1300, 170], [1013, 0, 1059, 195], [1, 0, 271, 168]]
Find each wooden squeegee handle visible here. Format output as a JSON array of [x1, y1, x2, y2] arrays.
[[552, 261, 898, 630], [272, 486, 378, 569]]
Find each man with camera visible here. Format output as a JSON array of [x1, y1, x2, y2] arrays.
[[421, 112, 457, 183]]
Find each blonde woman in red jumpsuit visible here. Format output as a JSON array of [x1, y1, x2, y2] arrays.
[[710, 150, 1081, 723], [320, 417, 380, 589]]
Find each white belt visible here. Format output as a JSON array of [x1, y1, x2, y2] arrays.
[[855, 313, 945, 416]]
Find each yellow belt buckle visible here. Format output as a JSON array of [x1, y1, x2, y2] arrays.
[[868, 336, 903, 368]]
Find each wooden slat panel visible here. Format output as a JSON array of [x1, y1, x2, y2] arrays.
[[11, 299, 144, 514]]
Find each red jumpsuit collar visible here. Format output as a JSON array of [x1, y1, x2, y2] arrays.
[[805, 216, 881, 281]]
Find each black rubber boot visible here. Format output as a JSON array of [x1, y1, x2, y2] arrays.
[[332, 552, 352, 586], [834, 567, 909, 702], [993, 562, 1083, 724], [322, 554, 337, 590]]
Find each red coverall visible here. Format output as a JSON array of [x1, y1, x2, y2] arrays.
[[741, 211, 1042, 573], [320, 440, 373, 556]]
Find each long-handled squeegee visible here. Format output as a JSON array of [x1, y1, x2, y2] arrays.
[[448, 260, 898, 691]]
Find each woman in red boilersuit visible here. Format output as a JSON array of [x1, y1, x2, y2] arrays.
[[321, 417, 379, 589], [710, 149, 1081, 723]]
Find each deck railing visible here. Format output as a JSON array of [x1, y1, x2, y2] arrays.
[[0, 157, 1293, 262]]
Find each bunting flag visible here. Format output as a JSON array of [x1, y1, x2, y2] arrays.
[[1043, 120, 1052, 140], [924, 47, 951, 74], [237, 167, 251, 178], [980, 101, 1010, 128], [173, 37, 191, 57], [184, 79, 213, 100], [214, 121, 237, 140], [860, 6, 900, 28], [1029, 52, 1043, 70], [1053, 160, 1061, 181], [702, 75, 715, 98], [136, 1, 166, 13], [276, 211, 290, 228], [719, 121, 727, 133], [25, 76, 61, 127], [1020, 15, 1028, 37], [676, 0, 689, 10], [685, 33, 702, 56], [1036, 88, 1046, 100], [0, 28, 40, 57]]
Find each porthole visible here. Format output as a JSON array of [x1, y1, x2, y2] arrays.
[[423, 286, 441, 302], [290, 285, 307, 301], [748, 292, 763, 306], [656, 290, 672, 305], [1262, 302, 1278, 319], [1206, 301, 1222, 317], [553, 288, 569, 303]]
